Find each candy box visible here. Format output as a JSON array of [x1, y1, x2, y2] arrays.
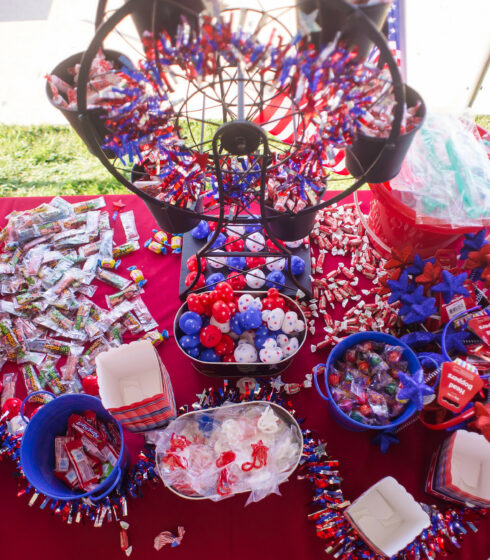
[[345, 476, 431, 557], [155, 401, 303, 503], [96, 340, 176, 432], [174, 291, 307, 378]]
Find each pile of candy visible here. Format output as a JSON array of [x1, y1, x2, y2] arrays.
[[145, 230, 182, 255], [185, 219, 307, 292], [177, 284, 305, 364], [0, 196, 162, 411], [53, 411, 120, 492], [155, 402, 302, 502], [46, 49, 126, 111], [328, 341, 410, 425]]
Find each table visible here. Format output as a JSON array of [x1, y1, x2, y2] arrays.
[[0, 193, 488, 560]]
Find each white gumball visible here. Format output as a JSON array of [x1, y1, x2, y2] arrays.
[[281, 311, 299, 334], [245, 269, 266, 289], [226, 224, 245, 236], [295, 319, 306, 333], [282, 336, 299, 358], [267, 308, 285, 331], [210, 316, 231, 333], [266, 257, 286, 272], [285, 239, 303, 249], [208, 250, 227, 269], [259, 339, 284, 363], [276, 333, 289, 348], [238, 294, 254, 312], [234, 341, 257, 363], [245, 231, 265, 252]]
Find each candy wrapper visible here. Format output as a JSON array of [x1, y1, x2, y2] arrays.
[[155, 402, 302, 503], [390, 113, 490, 228]]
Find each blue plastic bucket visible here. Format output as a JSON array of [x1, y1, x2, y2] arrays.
[[313, 332, 421, 432], [20, 391, 128, 502]]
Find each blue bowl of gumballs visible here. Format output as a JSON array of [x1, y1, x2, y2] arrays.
[[174, 283, 307, 378]]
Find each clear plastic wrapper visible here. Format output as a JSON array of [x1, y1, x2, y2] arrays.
[[1, 372, 18, 408], [120, 211, 139, 241], [60, 345, 84, 381], [72, 197, 106, 214], [112, 240, 139, 259], [20, 363, 46, 403], [98, 230, 114, 261], [79, 336, 111, 377], [121, 311, 143, 334], [106, 284, 141, 308], [390, 113, 490, 227], [95, 269, 131, 290], [132, 297, 158, 331]]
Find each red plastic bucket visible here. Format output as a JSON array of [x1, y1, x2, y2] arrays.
[[365, 182, 482, 258]]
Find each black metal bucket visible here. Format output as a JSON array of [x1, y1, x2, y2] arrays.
[[264, 204, 319, 242], [46, 50, 132, 158], [345, 85, 426, 184], [124, 0, 203, 40], [297, 0, 391, 59], [131, 164, 202, 234]]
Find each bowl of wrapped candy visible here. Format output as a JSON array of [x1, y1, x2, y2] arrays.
[[313, 332, 422, 431], [174, 283, 307, 377]]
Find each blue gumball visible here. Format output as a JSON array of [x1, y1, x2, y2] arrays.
[[289, 255, 306, 276], [191, 220, 210, 240], [240, 306, 262, 330], [207, 231, 227, 249], [179, 334, 200, 349], [230, 314, 245, 335], [178, 311, 202, 335], [186, 346, 200, 358], [206, 272, 225, 287], [266, 270, 286, 289], [200, 348, 221, 362], [245, 220, 262, 234], [227, 256, 246, 270]]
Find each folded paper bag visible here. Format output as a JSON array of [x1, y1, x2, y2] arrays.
[[96, 340, 176, 432]]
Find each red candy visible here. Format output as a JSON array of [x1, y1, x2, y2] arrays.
[[215, 334, 234, 356], [199, 292, 214, 316], [261, 288, 287, 311], [82, 375, 100, 396], [185, 271, 205, 289], [212, 300, 231, 323], [265, 239, 285, 251], [186, 254, 207, 273], [1, 397, 22, 420], [187, 293, 205, 314], [227, 271, 246, 290], [222, 354, 235, 362], [200, 325, 222, 348], [225, 235, 244, 252], [246, 256, 266, 269], [214, 281, 234, 303]]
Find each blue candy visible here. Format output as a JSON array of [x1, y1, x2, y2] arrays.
[[178, 311, 202, 335], [185, 346, 201, 358], [266, 271, 286, 289], [227, 256, 246, 270], [206, 272, 226, 287], [179, 334, 200, 349], [191, 220, 210, 240], [230, 314, 245, 335], [288, 255, 306, 276], [200, 348, 221, 362], [239, 306, 262, 330], [207, 231, 227, 249]]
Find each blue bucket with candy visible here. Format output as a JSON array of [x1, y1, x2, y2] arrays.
[[20, 391, 128, 502], [313, 332, 421, 432]]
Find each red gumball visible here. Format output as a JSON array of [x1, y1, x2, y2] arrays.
[[208, 222, 218, 231], [2, 397, 22, 420], [82, 375, 100, 396], [215, 281, 234, 303], [266, 238, 285, 251], [199, 292, 214, 316], [246, 256, 266, 269], [225, 235, 245, 252], [215, 334, 235, 356], [200, 325, 222, 348], [263, 287, 287, 311], [227, 271, 246, 290], [185, 271, 205, 289], [186, 254, 207, 273], [222, 353, 235, 363], [212, 300, 231, 323], [187, 293, 205, 314], [227, 300, 238, 315]]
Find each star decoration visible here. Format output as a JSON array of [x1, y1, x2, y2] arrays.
[[460, 230, 488, 260], [397, 369, 434, 410], [405, 254, 435, 276], [417, 352, 445, 369], [387, 270, 414, 304], [112, 199, 126, 221], [372, 430, 399, 454], [270, 376, 285, 392], [469, 402, 490, 442], [400, 331, 436, 349], [384, 246, 414, 271], [297, 9, 322, 36], [193, 152, 209, 172], [465, 244, 490, 270], [436, 326, 468, 356], [313, 441, 328, 458], [377, 268, 400, 296], [399, 286, 437, 324], [481, 265, 490, 289], [432, 270, 469, 304], [415, 261, 442, 288]]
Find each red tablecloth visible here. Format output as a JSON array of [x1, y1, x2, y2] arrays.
[[0, 193, 488, 560]]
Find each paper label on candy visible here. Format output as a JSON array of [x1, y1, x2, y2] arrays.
[[468, 313, 490, 347], [437, 360, 484, 413]]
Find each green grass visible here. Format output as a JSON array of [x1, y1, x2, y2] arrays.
[[1, 115, 489, 197]]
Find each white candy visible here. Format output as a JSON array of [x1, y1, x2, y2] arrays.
[[226, 224, 245, 236], [257, 407, 280, 433], [266, 257, 285, 272], [276, 333, 289, 348], [267, 308, 285, 331], [208, 250, 227, 269], [245, 269, 266, 289], [238, 293, 254, 312], [285, 239, 303, 249], [234, 341, 257, 363], [282, 336, 299, 358], [245, 231, 265, 252], [210, 316, 231, 333], [259, 339, 284, 364], [281, 310, 299, 334]]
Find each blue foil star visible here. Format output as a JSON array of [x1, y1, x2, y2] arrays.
[[432, 270, 469, 304], [405, 254, 435, 276], [399, 286, 437, 323], [372, 430, 399, 454], [387, 270, 414, 304], [460, 230, 488, 260], [397, 369, 434, 410]]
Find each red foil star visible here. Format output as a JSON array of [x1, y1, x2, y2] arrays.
[[193, 152, 209, 172], [112, 200, 126, 212], [377, 268, 401, 296], [384, 246, 414, 271], [469, 402, 490, 442], [466, 244, 490, 270], [416, 261, 442, 288]]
